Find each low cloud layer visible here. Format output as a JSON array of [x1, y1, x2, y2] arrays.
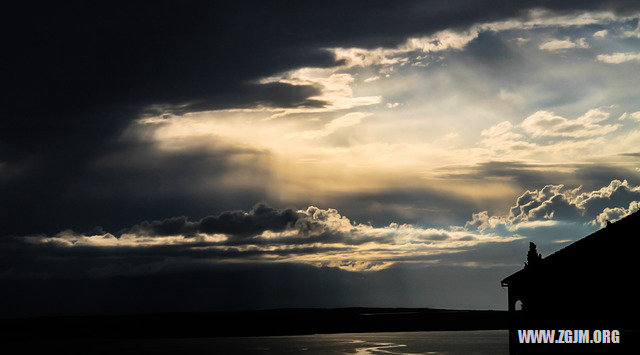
[[538, 37, 589, 51], [596, 51, 640, 63], [520, 109, 618, 138], [2, 205, 519, 278], [4, 178, 639, 280]]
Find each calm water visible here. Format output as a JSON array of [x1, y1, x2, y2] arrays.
[[10, 330, 508, 354]]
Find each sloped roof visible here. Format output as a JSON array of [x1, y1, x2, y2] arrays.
[[501, 210, 640, 287]]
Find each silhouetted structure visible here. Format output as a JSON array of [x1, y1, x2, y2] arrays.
[[502, 211, 640, 354], [524, 242, 541, 269]]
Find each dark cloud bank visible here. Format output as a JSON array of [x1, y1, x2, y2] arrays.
[[129, 203, 299, 238]]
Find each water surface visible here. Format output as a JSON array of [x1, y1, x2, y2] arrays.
[[9, 330, 508, 354]]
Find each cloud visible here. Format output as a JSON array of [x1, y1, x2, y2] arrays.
[[464, 179, 640, 232], [1, 135, 277, 237], [596, 52, 640, 64], [479, 121, 536, 152], [593, 29, 609, 37], [325, 9, 631, 72], [622, 21, 640, 38], [509, 220, 559, 230], [481, 121, 518, 138], [520, 109, 619, 138], [330, 29, 480, 69], [26, 179, 631, 277], [592, 201, 640, 227], [471, 107, 629, 163], [538, 37, 589, 51], [1, 204, 520, 277], [437, 161, 583, 187], [259, 69, 382, 117], [498, 89, 525, 105], [573, 179, 640, 217], [289, 112, 373, 139], [311, 260, 395, 272], [6, 178, 639, 280], [477, 9, 632, 32], [619, 111, 640, 121], [476, 119, 631, 163], [464, 211, 506, 232], [129, 203, 300, 239]]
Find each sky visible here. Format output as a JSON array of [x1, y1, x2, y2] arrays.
[[2, 0, 640, 317]]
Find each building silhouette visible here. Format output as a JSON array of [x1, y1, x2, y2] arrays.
[[501, 210, 640, 354]]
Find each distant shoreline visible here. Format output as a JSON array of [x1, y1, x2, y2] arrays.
[[1, 308, 508, 339]]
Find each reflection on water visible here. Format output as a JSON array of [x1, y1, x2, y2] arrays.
[[325, 331, 507, 355], [352, 341, 412, 354], [9, 330, 508, 355]]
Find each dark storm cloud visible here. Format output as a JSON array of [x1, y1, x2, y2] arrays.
[[2, 0, 639, 237], [0, 137, 275, 236], [129, 203, 300, 238], [143, 82, 327, 117]]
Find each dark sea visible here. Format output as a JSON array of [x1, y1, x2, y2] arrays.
[[8, 330, 508, 354]]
